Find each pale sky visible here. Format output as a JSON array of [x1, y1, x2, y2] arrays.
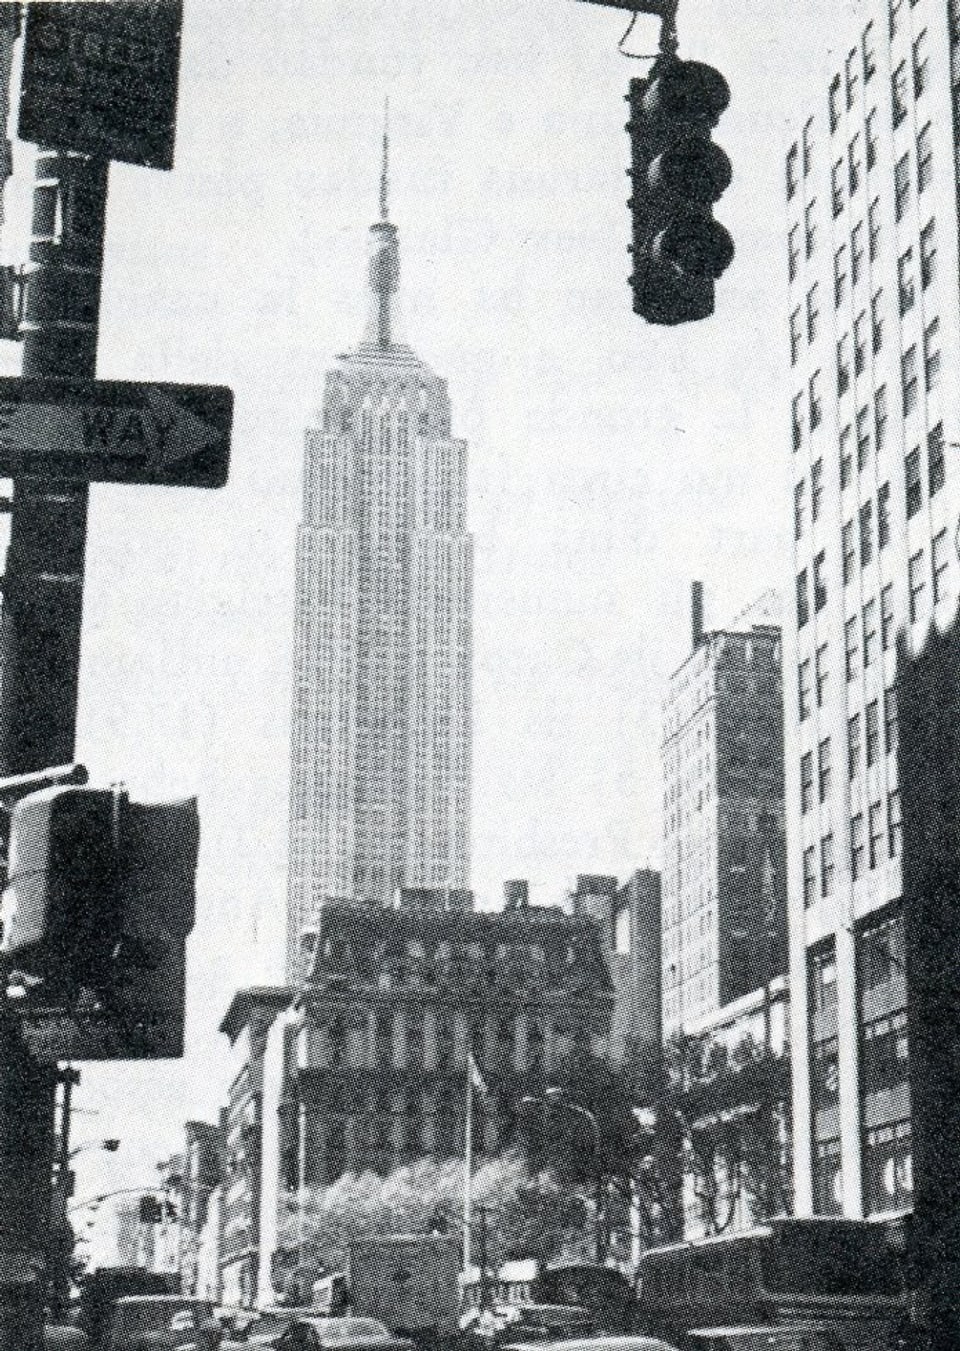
[[0, 0, 868, 1216]]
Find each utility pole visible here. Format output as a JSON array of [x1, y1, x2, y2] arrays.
[[0, 143, 108, 1351]]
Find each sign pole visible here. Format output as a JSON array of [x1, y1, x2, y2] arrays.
[[0, 149, 107, 1350]]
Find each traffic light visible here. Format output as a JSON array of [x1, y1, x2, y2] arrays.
[[0, 785, 199, 1057], [626, 57, 734, 325], [138, 1195, 163, 1225]]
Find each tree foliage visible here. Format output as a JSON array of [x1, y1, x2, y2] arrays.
[[274, 1149, 592, 1289]]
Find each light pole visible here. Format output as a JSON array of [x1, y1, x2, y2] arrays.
[[521, 1090, 606, 1264]]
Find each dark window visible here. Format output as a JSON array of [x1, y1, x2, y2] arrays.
[[843, 520, 856, 584], [905, 448, 922, 518], [799, 658, 812, 719], [794, 480, 806, 539], [924, 316, 940, 390], [914, 30, 929, 96], [868, 197, 881, 259], [832, 160, 844, 217], [933, 528, 949, 603], [819, 737, 832, 802], [864, 598, 878, 668], [885, 684, 898, 755], [898, 248, 914, 314], [834, 245, 847, 307], [902, 346, 918, 415], [787, 144, 799, 199], [869, 801, 884, 869], [917, 124, 933, 191], [797, 570, 810, 628], [866, 699, 880, 767], [892, 62, 908, 127], [789, 225, 801, 281], [928, 422, 945, 496], [881, 583, 895, 651], [860, 501, 873, 565], [846, 616, 859, 681], [851, 812, 866, 879], [894, 154, 910, 221], [909, 549, 925, 622], [810, 371, 823, 429], [801, 751, 814, 813], [849, 135, 862, 195], [837, 336, 850, 394], [863, 22, 877, 81], [816, 642, 829, 707], [812, 458, 824, 520], [840, 426, 853, 487], [849, 712, 862, 778], [920, 219, 936, 287], [803, 844, 817, 905], [866, 109, 879, 168], [874, 386, 887, 451], [814, 550, 828, 611], [829, 75, 842, 132], [871, 290, 883, 352], [821, 834, 835, 897]]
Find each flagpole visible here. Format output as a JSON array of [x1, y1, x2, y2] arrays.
[[463, 1052, 473, 1276]]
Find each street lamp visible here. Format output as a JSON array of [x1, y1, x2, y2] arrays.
[[68, 1138, 120, 1160], [520, 1090, 606, 1264]]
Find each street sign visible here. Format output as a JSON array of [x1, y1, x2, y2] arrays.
[[0, 377, 232, 488], [18, 1, 184, 171]]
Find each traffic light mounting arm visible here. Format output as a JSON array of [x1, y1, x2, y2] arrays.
[[575, 0, 679, 56]]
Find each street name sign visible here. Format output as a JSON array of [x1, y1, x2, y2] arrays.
[[18, 1, 184, 171], [0, 377, 232, 488]]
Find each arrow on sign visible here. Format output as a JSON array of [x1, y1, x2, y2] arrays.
[[0, 377, 232, 489]]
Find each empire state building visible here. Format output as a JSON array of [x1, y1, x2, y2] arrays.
[[286, 130, 473, 978]]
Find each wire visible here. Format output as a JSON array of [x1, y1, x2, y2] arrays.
[[617, 10, 659, 61]]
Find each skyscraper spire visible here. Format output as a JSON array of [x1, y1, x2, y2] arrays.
[[380, 97, 390, 223], [366, 100, 400, 349]]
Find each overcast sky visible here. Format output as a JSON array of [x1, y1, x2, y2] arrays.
[[1, 0, 869, 1217]]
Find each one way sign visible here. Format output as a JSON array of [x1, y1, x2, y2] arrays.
[[0, 377, 232, 488]]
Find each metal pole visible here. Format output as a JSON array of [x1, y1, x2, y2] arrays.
[[0, 149, 108, 1351]]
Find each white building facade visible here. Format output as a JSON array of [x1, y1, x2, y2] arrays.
[[785, 0, 960, 1220], [286, 143, 473, 977]]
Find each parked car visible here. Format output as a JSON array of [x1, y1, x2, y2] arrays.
[[484, 1305, 598, 1349], [684, 1328, 844, 1351], [222, 1315, 412, 1351], [44, 1324, 91, 1350], [498, 1338, 679, 1351], [104, 1295, 219, 1350]]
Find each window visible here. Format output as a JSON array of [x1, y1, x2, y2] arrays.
[[920, 219, 936, 287], [905, 447, 922, 517], [902, 346, 918, 415], [816, 642, 829, 707], [787, 144, 799, 199], [889, 788, 902, 858], [875, 386, 887, 451], [857, 405, 871, 468], [928, 422, 945, 496], [812, 458, 824, 520], [789, 225, 801, 281], [881, 583, 895, 650], [821, 833, 835, 897], [871, 290, 883, 352], [803, 117, 815, 174], [846, 615, 859, 680], [869, 801, 884, 869], [849, 711, 862, 778], [851, 812, 866, 880], [866, 699, 880, 766], [834, 245, 847, 307], [799, 657, 812, 718], [890, 0, 902, 39], [791, 308, 802, 364], [878, 482, 891, 549], [840, 425, 853, 487], [837, 336, 850, 394], [814, 550, 828, 611], [914, 30, 929, 96], [917, 124, 933, 191], [806, 202, 817, 257], [909, 548, 925, 622], [898, 248, 914, 314], [819, 737, 832, 803], [864, 597, 878, 668], [794, 480, 806, 540], [852, 221, 864, 281], [854, 311, 867, 374], [807, 284, 820, 341], [863, 22, 877, 81], [933, 528, 949, 603], [892, 63, 908, 127], [868, 197, 881, 260], [849, 134, 862, 195], [810, 371, 823, 429], [793, 392, 804, 450], [832, 160, 844, 216], [924, 316, 940, 390], [846, 49, 859, 107], [802, 751, 814, 813], [894, 154, 910, 221], [885, 684, 899, 755], [829, 74, 842, 132], [843, 521, 856, 584], [867, 109, 879, 169], [860, 503, 874, 567], [804, 844, 817, 905]]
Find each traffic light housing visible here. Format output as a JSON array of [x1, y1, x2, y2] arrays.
[[626, 57, 734, 325], [0, 785, 199, 1059]]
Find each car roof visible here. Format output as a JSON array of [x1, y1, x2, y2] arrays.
[[690, 1328, 835, 1337], [115, 1296, 210, 1305], [503, 1339, 676, 1351]]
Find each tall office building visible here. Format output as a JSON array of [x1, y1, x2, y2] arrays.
[[661, 587, 787, 1041], [286, 130, 473, 978], [784, 0, 960, 1221]]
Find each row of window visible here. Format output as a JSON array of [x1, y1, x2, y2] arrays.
[[800, 688, 899, 809], [793, 308, 939, 453], [802, 789, 901, 904]]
